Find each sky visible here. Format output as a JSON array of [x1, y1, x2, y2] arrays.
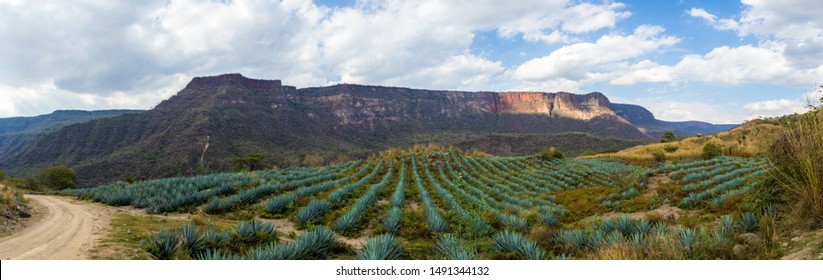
[[1, 0, 822, 123]]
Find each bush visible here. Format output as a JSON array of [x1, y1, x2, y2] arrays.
[[39, 165, 77, 190], [663, 145, 679, 153], [0, 169, 6, 180], [232, 153, 265, 171], [660, 131, 676, 143], [702, 143, 722, 160], [538, 147, 564, 160], [651, 151, 666, 162]]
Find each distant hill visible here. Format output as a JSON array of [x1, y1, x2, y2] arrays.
[[611, 103, 737, 138], [582, 119, 783, 164], [0, 74, 735, 186], [0, 110, 142, 161]]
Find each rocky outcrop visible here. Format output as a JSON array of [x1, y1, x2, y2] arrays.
[[495, 91, 618, 121]]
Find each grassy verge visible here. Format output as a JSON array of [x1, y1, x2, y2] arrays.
[[89, 213, 240, 260]]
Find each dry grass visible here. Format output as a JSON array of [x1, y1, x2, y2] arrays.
[[582, 123, 783, 165], [591, 243, 643, 260], [0, 183, 26, 207], [553, 187, 611, 219], [768, 107, 823, 227], [645, 234, 687, 259]]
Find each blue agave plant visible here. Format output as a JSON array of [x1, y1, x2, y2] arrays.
[[356, 234, 406, 260]]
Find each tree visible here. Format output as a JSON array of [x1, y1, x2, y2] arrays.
[[232, 153, 266, 171], [0, 169, 6, 180], [651, 150, 666, 162], [39, 165, 77, 190], [702, 143, 722, 160], [660, 131, 676, 143], [538, 147, 564, 160]]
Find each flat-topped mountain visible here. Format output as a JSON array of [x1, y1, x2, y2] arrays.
[[0, 74, 734, 186]]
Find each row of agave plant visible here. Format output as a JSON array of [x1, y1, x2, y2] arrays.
[[61, 161, 358, 214], [140, 220, 548, 260], [201, 162, 359, 214], [551, 212, 767, 259], [262, 161, 374, 215], [145, 214, 764, 260], [141, 219, 409, 260], [662, 157, 769, 209]]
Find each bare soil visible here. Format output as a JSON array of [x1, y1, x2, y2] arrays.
[[781, 228, 823, 260], [0, 195, 112, 260], [601, 204, 687, 220]]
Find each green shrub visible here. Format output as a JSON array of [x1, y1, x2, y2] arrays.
[[39, 165, 77, 190], [660, 131, 676, 143], [663, 145, 679, 153], [702, 143, 722, 160], [651, 150, 666, 162], [538, 147, 564, 160], [231, 153, 265, 171]]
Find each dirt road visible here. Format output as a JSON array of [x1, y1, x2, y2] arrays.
[[0, 195, 111, 260]]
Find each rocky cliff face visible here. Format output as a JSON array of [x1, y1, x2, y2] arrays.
[[496, 91, 618, 121], [0, 74, 732, 186]]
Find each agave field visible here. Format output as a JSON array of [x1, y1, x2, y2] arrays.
[[62, 149, 775, 260]]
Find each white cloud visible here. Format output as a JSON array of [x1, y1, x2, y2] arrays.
[[609, 60, 673, 85], [0, 0, 638, 117], [383, 53, 504, 90], [511, 77, 583, 94], [512, 25, 679, 89], [688, 8, 716, 23], [743, 99, 804, 112], [690, 1, 823, 71], [637, 99, 737, 124], [735, 0, 823, 40], [560, 2, 631, 33], [671, 44, 823, 87], [742, 96, 815, 120], [687, 8, 737, 30]]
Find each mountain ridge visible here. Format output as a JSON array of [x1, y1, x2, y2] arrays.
[[0, 109, 143, 161], [0, 74, 734, 186]]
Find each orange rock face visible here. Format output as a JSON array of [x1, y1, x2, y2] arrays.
[[496, 91, 616, 120], [497, 92, 551, 114]]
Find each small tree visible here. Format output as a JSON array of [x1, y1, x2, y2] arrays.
[[663, 145, 679, 153], [538, 147, 564, 160], [39, 165, 77, 190], [660, 131, 676, 143], [0, 169, 6, 180], [702, 143, 722, 160], [651, 150, 666, 162], [232, 153, 266, 171]]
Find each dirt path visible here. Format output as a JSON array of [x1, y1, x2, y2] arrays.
[[0, 195, 112, 260]]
